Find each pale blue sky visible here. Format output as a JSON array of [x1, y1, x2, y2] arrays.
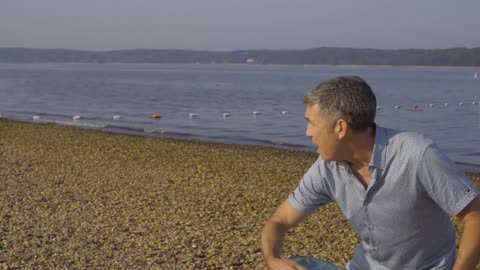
[[1, 0, 479, 51]]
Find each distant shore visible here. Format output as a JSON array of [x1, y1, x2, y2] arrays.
[[1, 119, 479, 269], [1, 61, 480, 70], [1, 47, 480, 67]]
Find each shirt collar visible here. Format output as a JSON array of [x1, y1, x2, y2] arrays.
[[369, 124, 387, 170]]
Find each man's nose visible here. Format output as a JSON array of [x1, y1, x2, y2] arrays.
[[306, 127, 312, 137]]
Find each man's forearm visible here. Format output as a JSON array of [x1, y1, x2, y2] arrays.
[[261, 220, 290, 264], [454, 218, 480, 270]]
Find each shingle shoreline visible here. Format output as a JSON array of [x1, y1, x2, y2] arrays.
[[1, 119, 478, 269]]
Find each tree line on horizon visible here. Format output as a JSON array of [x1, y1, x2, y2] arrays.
[[0, 47, 479, 66]]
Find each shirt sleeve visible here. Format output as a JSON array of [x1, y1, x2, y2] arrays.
[[288, 159, 334, 214], [420, 144, 479, 216]]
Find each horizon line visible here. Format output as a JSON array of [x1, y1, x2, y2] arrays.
[[1, 46, 480, 53]]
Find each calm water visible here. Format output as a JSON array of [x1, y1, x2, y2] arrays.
[[0, 63, 479, 171]]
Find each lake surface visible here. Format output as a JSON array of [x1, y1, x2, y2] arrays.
[[0, 63, 479, 171]]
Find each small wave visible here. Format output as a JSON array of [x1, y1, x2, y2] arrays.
[[155, 130, 195, 137], [455, 161, 480, 167], [3, 110, 109, 123], [3, 109, 47, 116], [103, 124, 147, 133], [32, 118, 55, 124], [455, 163, 480, 173], [104, 125, 171, 135], [21, 117, 106, 128], [277, 142, 312, 149], [8, 117, 106, 129], [201, 133, 311, 151], [245, 138, 311, 150], [53, 120, 106, 128]]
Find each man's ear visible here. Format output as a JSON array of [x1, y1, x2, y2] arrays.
[[335, 119, 348, 139]]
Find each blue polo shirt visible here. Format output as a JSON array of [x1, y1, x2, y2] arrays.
[[288, 125, 479, 270]]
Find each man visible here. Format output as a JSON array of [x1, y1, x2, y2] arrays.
[[261, 76, 480, 270]]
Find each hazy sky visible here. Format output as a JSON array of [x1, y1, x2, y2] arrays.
[[1, 0, 479, 51]]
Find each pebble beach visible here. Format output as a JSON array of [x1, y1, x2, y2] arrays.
[[0, 119, 479, 269]]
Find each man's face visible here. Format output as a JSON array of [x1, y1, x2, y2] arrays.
[[305, 104, 341, 160]]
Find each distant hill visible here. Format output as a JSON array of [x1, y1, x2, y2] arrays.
[[0, 47, 479, 66]]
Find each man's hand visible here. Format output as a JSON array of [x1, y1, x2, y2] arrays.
[[267, 258, 308, 270]]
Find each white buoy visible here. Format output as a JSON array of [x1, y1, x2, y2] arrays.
[[475, 72, 478, 79], [394, 105, 400, 110], [73, 115, 81, 120], [33, 115, 41, 120], [473, 101, 477, 105], [376, 106, 382, 111], [223, 113, 231, 118], [429, 104, 434, 109], [113, 115, 121, 120], [444, 103, 448, 107], [281, 110, 288, 115], [458, 102, 463, 106], [189, 113, 198, 118], [252, 111, 261, 116]]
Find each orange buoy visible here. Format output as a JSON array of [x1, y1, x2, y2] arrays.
[[413, 104, 418, 110], [152, 113, 161, 119]]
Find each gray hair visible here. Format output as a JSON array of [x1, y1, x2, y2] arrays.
[[304, 76, 376, 131]]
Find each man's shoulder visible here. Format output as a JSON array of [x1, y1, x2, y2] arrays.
[[381, 126, 434, 151]]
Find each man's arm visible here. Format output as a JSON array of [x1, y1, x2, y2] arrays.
[[454, 196, 480, 270], [261, 200, 309, 270]]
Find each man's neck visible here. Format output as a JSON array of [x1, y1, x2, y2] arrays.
[[346, 126, 376, 171]]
